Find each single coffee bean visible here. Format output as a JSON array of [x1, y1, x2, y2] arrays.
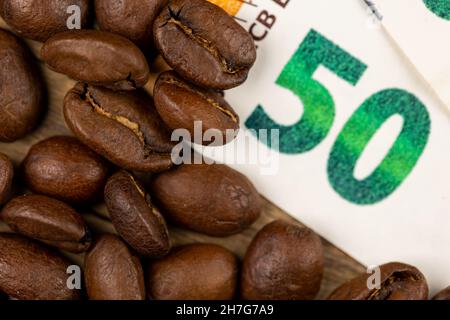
[[154, 0, 256, 90], [150, 163, 261, 236], [0, 28, 42, 142], [147, 243, 238, 300], [64, 83, 174, 172], [41, 30, 149, 90], [0, 153, 13, 205], [154, 71, 239, 145], [23, 136, 109, 204], [432, 286, 450, 300], [104, 170, 171, 257], [241, 220, 324, 300], [0, 0, 91, 42], [95, 0, 166, 55], [85, 234, 145, 300], [328, 262, 429, 300], [0, 233, 80, 300], [0, 194, 91, 253]]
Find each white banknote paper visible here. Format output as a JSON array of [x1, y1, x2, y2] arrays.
[[377, 0, 450, 110], [202, 0, 450, 294]]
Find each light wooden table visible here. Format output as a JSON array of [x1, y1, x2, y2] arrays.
[[0, 19, 365, 299]]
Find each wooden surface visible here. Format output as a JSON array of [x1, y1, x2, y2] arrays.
[[0, 19, 365, 299]]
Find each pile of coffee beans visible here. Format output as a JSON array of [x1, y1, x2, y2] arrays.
[[0, 0, 447, 300]]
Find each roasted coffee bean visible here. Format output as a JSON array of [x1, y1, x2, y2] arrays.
[[241, 220, 324, 300], [41, 30, 149, 90], [0, 153, 13, 205], [0, 194, 91, 253], [85, 234, 145, 300], [0, 0, 91, 42], [150, 163, 261, 236], [0, 28, 42, 142], [23, 136, 109, 204], [95, 0, 166, 54], [64, 83, 174, 172], [147, 243, 238, 300], [328, 262, 429, 300], [432, 286, 450, 300], [154, 71, 239, 145], [104, 170, 170, 257], [0, 233, 80, 300], [154, 0, 256, 90]]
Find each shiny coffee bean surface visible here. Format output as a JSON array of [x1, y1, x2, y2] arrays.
[[241, 220, 324, 300], [1, 194, 91, 253], [42, 30, 149, 90], [64, 83, 174, 172], [104, 170, 171, 257], [328, 262, 429, 300], [95, 0, 166, 55], [154, 0, 256, 90], [0, 233, 81, 300], [0, 153, 13, 205], [84, 234, 146, 300], [0, 0, 91, 41], [23, 136, 109, 204], [154, 71, 239, 145], [150, 163, 261, 236], [147, 243, 238, 300], [0, 28, 43, 142]]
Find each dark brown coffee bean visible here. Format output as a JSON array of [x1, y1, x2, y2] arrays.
[[64, 83, 174, 172], [0, 28, 42, 142], [147, 243, 238, 300], [432, 286, 450, 300], [85, 234, 145, 300], [0, 194, 91, 253], [328, 262, 429, 300], [0, 0, 91, 42], [41, 30, 149, 90], [154, 0, 256, 90], [104, 170, 170, 257], [154, 71, 239, 145], [150, 164, 261, 236], [0, 153, 13, 205], [22, 136, 109, 204], [0, 233, 80, 300], [95, 0, 166, 54], [241, 220, 324, 300]]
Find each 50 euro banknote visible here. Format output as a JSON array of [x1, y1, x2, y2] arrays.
[[377, 0, 450, 110], [200, 0, 450, 293]]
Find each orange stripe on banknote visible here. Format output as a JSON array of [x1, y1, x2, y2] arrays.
[[208, 0, 243, 16]]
